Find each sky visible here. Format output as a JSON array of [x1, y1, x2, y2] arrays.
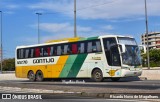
[[0, 0, 160, 58]]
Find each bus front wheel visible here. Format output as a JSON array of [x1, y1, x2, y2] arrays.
[[36, 70, 44, 82], [28, 71, 35, 82], [92, 69, 103, 82]]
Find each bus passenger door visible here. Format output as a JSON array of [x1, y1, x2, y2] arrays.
[[110, 46, 121, 77], [103, 38, 121, 77]]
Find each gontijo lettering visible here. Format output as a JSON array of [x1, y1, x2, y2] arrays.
[[33, 58, 54, 64]]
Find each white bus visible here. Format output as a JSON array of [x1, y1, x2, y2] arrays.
[[15, 35, 142, 82]]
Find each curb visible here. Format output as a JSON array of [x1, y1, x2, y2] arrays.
[[139, 77, 147, 80], [118, 76, 147, 81], [0, 86, 81, 94]]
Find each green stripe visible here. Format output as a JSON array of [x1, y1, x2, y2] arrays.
[[67, 54, 87, 78], [79, 37, 87, 41], [87, 36, 98, 40], [59, 55, 77, 77], [79, 36, 99, 41]]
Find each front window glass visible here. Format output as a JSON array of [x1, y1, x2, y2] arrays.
[[118, 37, 137, 45], [121, 45, 142, 66], [118, 37, 142, 66]]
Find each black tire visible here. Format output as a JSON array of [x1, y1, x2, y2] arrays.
[[36, 70, 44, 82], [111, 78, 120, 82], [92, 69, 103, 82], [28, 71, 35, 82]]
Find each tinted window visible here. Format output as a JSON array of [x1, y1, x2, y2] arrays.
[[25, 49, 29, 58], [30, 49, 34, 58], [78, 42, 85, 53], [72, 44, 78, 54], [63, 45, 69, 54], [92, 40, 102, 52], [103, 38, 121, 66], [57, 46, 62, 55], [50, 46, 54, 56], [87, 42, 92, 53], [96, 41, 102, 52], [17, 39, 102, 59]]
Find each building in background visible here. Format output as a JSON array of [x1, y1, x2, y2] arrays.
[[141, 32, 160, 49]]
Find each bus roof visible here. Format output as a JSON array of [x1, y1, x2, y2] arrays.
[[99, 35, 133, 39], [45, 37, 84, 43], [16, 35, 133, 49]]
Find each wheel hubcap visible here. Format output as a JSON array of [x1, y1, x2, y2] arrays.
[[37, 73, 42, 80], [29, 73, 34, 80], [95, 72, 101, 79]]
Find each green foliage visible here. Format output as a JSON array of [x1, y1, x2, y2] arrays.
[[142, 49, 160, 67], [0, 58, 15, 71], [140, 49, 144, 54]]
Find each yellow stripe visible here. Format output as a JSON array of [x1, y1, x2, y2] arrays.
[[45, 37, 82, 43], [16, 66, 45, 78], [47, 55, 69, 78], [16, 56, 69, 78]]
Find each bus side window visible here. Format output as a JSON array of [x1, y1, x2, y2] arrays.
[[64, 45, 68, 55], [47, 47, 51, 56], [96, 41, 102, 52], [17, 50, 19, 59], [52, 46, 56, 56], [40, 47, 44, 57], [87, 42, 92, 53], [43, 47, 50, 57], [57, 46, 62, 55], [78, 42, 85, 53], [72, 44, 78, 54], [30, 49, 34, 58], [61, 45, 65, 55], [92, 41, 97, 52], [25, 49, 29, 58], [20, 49, 24, 59], [50, 46, 55, 56], [35, 48, 40, 57], [17, 49, 24, 59], [17, 49, 20, 59], [67, 44, 71, 54]]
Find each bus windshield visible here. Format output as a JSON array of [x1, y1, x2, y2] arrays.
[[118, 37, 142, 66]]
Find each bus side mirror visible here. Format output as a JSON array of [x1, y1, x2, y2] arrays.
[[138, 45, 146, 55], [119, 44, 126, 53]]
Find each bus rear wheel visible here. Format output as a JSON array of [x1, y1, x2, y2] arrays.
[[92, 69, 103, 82], [36, 70, 44, 82], [28, 71, 35, 82]]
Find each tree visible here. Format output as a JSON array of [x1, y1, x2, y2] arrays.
[[142, 49, 160, 67], [0, 58, 15, 71]]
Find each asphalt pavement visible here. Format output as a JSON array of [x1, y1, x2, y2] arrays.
[[0, 73, 160, 102], [0, 79, 160, 102]]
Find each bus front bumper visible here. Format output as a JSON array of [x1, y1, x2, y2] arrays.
[[121, 69, 142, 77]]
